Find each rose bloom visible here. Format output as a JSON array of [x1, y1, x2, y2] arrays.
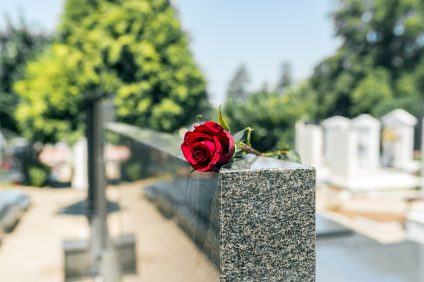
[[181, 121, 235, 172]]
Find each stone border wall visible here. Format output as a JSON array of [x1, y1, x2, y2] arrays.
[[106, 122, 316, 281]]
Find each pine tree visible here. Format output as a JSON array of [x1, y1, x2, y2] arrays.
[[226, 64, 251, 101], [275, 62, 292, 95]]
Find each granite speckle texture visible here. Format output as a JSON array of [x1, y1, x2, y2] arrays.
[[107, 123, 316, 281], [219, 159, 316, 282]]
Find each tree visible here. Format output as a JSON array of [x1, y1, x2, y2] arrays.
[[224, 84, 310, 151], [275, 62, 292, 95], [305, 0, 424, 120], [351, 68, 394, 115], [0, 17, 50, 134], [15, 44, 88, 143], [226, 64, 251, 101], [333, 0, 424, 76], [15, 0, 208, 143]]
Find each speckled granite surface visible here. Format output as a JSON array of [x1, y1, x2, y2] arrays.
[[219, 158, 316, 282], [107, 123, 316, 281]]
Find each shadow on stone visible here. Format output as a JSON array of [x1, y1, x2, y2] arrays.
[[57, 199, 120, 216]]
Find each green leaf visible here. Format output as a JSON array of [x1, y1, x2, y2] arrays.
[[218, 106, 231, 132], [233, 142, 244, 156], [245, 127, 253, 147], [233, 127, 253, 144], [279, 150, 301, 163], [233, 130, 245, 143]]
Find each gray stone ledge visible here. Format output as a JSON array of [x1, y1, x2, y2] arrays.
[[106, 123, 316, 281]]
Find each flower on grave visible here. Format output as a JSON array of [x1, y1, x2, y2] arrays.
[[181, 107, 301, 172], [181, 121, 235, 172]]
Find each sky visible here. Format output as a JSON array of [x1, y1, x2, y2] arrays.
[[0, 0, 340, 106]]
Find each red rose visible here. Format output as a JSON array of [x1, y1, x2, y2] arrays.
[[181, 121, 235, 172]]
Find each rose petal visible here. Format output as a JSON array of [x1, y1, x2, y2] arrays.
[[194, 121, 223, 135], [218, 131, 235, 165], [181, 121, 234, 172], [191, 142, 210, 164], [203, 136, 222, 171]]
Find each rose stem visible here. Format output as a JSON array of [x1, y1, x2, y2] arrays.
[[240, 144, 288, 157]]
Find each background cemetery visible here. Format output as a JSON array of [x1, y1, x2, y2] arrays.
[[0, 0, 424, 281], [297, 109, 421, 191]]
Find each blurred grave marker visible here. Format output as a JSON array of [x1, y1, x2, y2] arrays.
[[381, 109, 418, 171], [72, 139, 129, 190], [295, 122, 323, 167], [300, 112, 420, 192], [72, 138, 88, 190], [322, 116, 351, 165], [295, 122, 305, 161], [39, 142, 73, 185], [352, 114, 381, 168], [329, 129, 358, 180]]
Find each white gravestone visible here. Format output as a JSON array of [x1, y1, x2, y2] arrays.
[[381, 109, 417, 170], [39, 142, 73, 183], [295, 121, 306, 162], [322, 116, 351, 165], [72, 137, 88, 190], [104, 144, 130, 181], [352, 114, 381, 168], [55, 143, 73, 183], [329, 130, 358, 179], [296, 124, 323, 167]]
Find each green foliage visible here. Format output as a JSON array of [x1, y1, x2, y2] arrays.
[[218, 106, 230, 132], [15, 44, 87, 143], [305, 0, 424, 120], [123, 162, 142, 182], [15, 0, 208, 143], [373, 95, 424, 118], [0, 17, 50, 133], [351, 68, 394, 115], [333, 0, 424, 72], [28, 164, 49, 187], [224, 87, 309, 152]]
